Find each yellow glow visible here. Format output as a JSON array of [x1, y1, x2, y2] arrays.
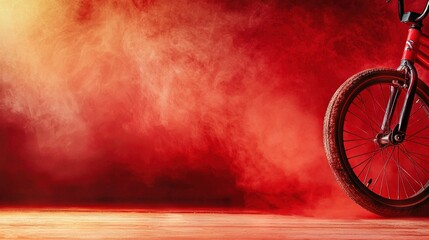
[[0, 0, 42, 45]]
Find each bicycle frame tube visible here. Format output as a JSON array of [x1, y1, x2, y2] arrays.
[[402, 28, 421, 62]]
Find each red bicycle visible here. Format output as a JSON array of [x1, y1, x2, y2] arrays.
[[324, 0, 429, 216]]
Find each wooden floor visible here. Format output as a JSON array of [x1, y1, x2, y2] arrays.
[[0, 209, 427, 239]]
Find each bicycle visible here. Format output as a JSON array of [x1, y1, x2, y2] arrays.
[[324, 0, 429, 217]]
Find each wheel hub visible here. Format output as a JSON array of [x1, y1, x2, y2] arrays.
[[374, 131, 405, 146]]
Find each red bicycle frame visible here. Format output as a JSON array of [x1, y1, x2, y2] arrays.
[[378, 0, 429, 145], [403, 28, 429, 68]]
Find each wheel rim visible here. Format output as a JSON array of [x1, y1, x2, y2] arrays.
[[339, 76, 429, 205]]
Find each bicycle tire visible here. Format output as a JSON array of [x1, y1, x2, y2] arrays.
[[324, 68, 429, 217]]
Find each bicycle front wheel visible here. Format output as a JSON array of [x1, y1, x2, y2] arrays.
[[324, 68, 429, 217]]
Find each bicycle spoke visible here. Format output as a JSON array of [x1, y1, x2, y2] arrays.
[[366, 87, 386, 123], [406, 135, 429, 141], [384, 158, 391, 199], [380, 147, 392, 198], [399, 169, 409, 199], [343, 138, 374, 142], [401, 164, 417, 196], [347, 148, 383, 160], [344, 116, 372, 136], [400, 151, 429, 166], [371, 147, 394, 192], [397, 146, 427, 188], [403, 138, 429, 148], [363, 150, 375, 187], [407, 125, 429, 139], [353, 149, 377, 172], [409, 100, 424, 118], [345, 141, 371, 151], [395, 147, 402, 199], [400, 145, 429, 177], [356, 94, 379, 131], [403, 147, 429, 180], [347, 106, 379, 134], [343, 130, 372, 142], [379, 83, 388, 109], [407, 113, 429, 129], [353, 95, 381, 133], [398, 165, 418, 195]]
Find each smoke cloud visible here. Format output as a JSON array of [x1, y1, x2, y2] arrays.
[[0, 0, 409, 216]]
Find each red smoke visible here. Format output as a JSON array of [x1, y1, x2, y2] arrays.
[[0, 0, 412, 216]]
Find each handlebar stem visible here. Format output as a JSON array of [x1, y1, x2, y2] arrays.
[[398, 0, 429, 23]]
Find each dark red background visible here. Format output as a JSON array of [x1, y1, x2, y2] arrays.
[[0, 0, 424, 216]]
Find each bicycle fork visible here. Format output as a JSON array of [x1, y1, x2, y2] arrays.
[[377, 26, 422, 146]]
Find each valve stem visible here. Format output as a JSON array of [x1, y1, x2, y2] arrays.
[[366, 178, 373, 187]]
